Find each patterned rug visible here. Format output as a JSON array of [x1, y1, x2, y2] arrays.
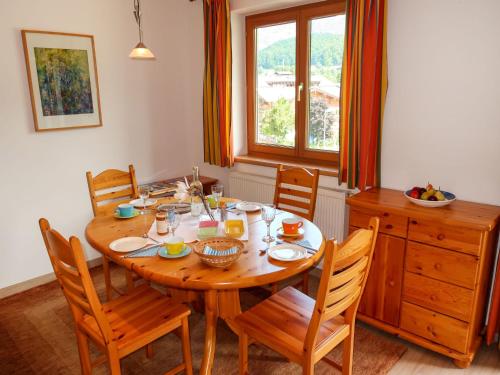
[[0, 266, 407, 374]]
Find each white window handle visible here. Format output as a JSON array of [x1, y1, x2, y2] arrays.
[[297, 82, 304, 102]]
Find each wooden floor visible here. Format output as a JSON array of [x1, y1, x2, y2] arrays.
[[388, 340, 499, 375], [361, 324, 500, 375]]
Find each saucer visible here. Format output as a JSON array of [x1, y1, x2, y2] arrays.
[[235, 202, 261, 212], [158, 246, 192, 259], [114, 209, 140, 219], [277, 227, 304, 238], [129, 198, 157, 208]]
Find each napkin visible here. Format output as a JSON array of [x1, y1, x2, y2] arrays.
[[203, 246, 238, 256], [123, 245, 162, 258]]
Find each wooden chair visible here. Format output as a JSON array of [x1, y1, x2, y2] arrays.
[[273, 164, 319, 221], [86, 164, 141, 301], [273, 164, 320, 294], [236, 217, 380, 375], [39, 218, 193, 375]]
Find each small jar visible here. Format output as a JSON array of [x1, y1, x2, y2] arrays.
[[156, 212, 168, 235]]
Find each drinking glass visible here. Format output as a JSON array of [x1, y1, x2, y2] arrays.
[[167, 209, 181, 237], [211, 184, 224, 213], [139, 185, 150, 210], [261, 203, 276, 243]]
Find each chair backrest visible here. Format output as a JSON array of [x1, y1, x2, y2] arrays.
[[39, 218, 114, 345], [305, 217, 379, 351], [273, 164, 320, 221], [86, 164, 139, 217]]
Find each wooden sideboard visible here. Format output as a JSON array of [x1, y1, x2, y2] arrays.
[[347, 188, 500, 368]]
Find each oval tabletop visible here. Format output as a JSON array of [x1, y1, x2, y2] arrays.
[[85, 198, 325, 291]]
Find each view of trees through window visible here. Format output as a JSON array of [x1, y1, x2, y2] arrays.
[[255, 15, 345, 152]]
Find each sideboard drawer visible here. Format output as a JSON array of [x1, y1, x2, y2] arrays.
[[400, 302, 469, 353], [406, 241, 478, 289], [350, 207, 407, 238], [403, 272, 473, 322], [408, 218, 482, 255]]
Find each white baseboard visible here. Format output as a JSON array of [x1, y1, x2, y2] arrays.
[[0, 257, 103, 300]]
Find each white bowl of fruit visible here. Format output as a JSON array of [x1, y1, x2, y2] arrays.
[[404, 184, 456, 208]]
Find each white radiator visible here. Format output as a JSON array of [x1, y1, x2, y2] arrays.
[[228, 171, 347, 242]]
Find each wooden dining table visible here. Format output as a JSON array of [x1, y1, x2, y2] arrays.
[[85, 197, 326, 375]]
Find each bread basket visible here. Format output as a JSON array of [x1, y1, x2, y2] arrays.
[[193, 237, 244, 268]]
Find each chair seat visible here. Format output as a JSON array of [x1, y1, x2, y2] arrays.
[[79, 284, 190, 357], [235, 286, 349, 362]]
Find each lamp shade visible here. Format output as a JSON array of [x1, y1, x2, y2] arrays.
[[129, 42, 155, 59]]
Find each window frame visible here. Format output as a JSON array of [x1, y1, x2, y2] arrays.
[[246, 0, 346, 166]]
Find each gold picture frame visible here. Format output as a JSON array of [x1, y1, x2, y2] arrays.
[[21, 30, 102, 132]]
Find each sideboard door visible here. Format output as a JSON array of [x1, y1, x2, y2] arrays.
[[359, 233, 406, 326]]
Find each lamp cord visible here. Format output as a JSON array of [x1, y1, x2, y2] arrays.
[[133, 0, 143, 43]]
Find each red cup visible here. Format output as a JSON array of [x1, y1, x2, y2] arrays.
[[282, 218, 303, 235]]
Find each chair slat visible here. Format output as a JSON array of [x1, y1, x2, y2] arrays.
[[323, 287, 361, 322], [324, 273, 363, 307], [59, 273, 86, 296], [279, 168, 315, 186], [328, 256, 368, 289], [92, 169, 133, 191], [63, 286, 93, 315], [95, 187, 135, 203], [278, 187, 312, 199], [277, 197, 311, 210]]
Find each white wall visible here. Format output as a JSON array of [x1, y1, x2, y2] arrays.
[[382, 0, 500, 205], [0, 0, 202, 289]]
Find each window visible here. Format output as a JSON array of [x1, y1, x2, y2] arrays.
[[246, 1, 345, 165]]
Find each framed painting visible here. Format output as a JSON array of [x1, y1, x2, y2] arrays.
[[21, 30, 102, 131]]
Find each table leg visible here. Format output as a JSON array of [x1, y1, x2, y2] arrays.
[[200, 290, 218, 375]]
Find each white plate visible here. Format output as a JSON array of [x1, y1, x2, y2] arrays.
[[109, 237, 148, 253], [268, 244, 306, 262], [236, 202, 261, 212], [277, 227, 305, 238], [130, 198, 157, 208]]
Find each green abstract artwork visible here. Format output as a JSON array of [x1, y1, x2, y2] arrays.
[[34, 48, 94, 116]]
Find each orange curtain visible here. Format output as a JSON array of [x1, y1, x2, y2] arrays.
[[338, 0, 388, 190], [203, 0, 233, 167]]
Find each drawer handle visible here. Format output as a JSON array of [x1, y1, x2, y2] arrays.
[[434, 263, 442, 271], [385, 224, 393, 230], [430, 295, 437, 301], [411, 220, 418, 225], [388, 280, 395, 287], [383, 212, 389, 217], [437, 233, 445, 241], [426, 325, 437, 337]]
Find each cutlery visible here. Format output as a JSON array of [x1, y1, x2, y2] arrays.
[[276, 239, 318, 253], [144, 235, 161, 244], [259, 241, 270, 255]]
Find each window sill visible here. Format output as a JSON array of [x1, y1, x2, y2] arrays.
[[234, 155, 339, 177]]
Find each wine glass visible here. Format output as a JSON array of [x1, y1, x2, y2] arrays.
[[211, 184, 224, 214], [261, 204, 276, 244], [167, 209, 181, 237], [139, 185, 150, 210]]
